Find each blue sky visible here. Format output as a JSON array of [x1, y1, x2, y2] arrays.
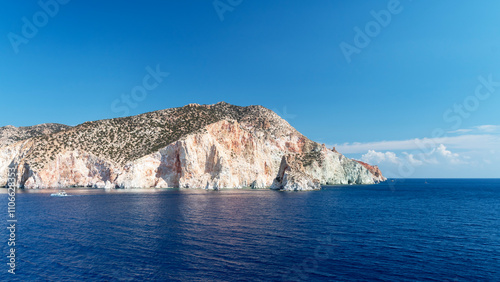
[[1, 0, 500, 177]]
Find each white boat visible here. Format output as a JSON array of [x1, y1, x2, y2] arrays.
[[51, 190, 68, 197], [51, 159, 69, 197]]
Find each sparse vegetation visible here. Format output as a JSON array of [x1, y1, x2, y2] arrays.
[[0, 123, 71, 147], [14, 102, 296, 170]]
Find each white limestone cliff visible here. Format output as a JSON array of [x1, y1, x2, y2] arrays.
[[0, 103, 385, 190]]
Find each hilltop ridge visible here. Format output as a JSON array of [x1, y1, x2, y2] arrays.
[[0, 123, 71, 147]]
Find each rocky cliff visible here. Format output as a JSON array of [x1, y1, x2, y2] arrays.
[[354, 160, 384, 180], [0, 102, 385, 190]]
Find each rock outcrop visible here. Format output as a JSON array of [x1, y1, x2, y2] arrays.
[[354, 160, 384, 181], [0, 103, 385, 190], [270, 145, 386, 190]]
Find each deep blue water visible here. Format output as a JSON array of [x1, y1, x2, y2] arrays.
[[1, 179, 499, 281]]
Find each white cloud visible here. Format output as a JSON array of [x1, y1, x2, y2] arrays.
[[448, 125, 500, 134], [361, 144, 466, 168], [432, 144, 464, 164], [362, 150, 400, 165], [403, 152, 423, 166], [329, 129, 500, 178], [334, 134, 500, 154], [475, 125, 500, 133], [447, 129, 473, 134]]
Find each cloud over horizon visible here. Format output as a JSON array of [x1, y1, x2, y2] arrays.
[[362, 144, 465, 167], [328, 125, 500, 178], [333, 133, 500, 154]]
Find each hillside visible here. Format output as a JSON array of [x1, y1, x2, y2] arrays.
[[0, 102, 385, 190], [20, 102, 296, 170], [0, 123, 71, 147]]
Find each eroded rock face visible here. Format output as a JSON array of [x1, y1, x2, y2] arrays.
[[111, 119, 303, 189], [0, 103, 385, 190], [1, 145, 120, 189], [354, 160, 385, 182], [270, 154, 321, 191], [270, 145, 386, 191]]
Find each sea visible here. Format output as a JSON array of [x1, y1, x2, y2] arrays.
[[1, 179, 499, 281]]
